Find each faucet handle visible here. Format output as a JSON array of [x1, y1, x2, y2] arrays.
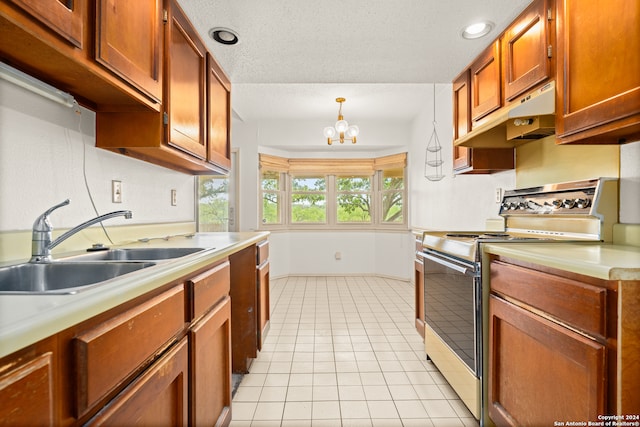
[[33, 199, 70, 232]]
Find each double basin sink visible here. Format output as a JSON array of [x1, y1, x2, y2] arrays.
[[0, 247, 206, 294]]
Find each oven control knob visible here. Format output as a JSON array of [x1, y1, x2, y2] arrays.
[[517, 202, 528, 210], [501, 202, 515, 210], [575, 198, 591, 209], [562, 199, 576, 208], [552, 199, 563, 208]]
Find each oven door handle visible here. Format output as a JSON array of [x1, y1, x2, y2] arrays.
[[422, 252, 474, 275]]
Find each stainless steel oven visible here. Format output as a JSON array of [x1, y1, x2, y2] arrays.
[[422, 178, 619, 425]]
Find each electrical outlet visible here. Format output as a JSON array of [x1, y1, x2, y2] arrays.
[[495, 187, 503, 203], [171, 189, 177, 206], [112, 180, 122, 203]]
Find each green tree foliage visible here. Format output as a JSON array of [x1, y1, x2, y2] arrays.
[[198, 177, 229, 231]]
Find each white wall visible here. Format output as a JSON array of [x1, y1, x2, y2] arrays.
[[0, 80, 195, 233]]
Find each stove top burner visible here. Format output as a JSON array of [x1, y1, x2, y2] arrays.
[[445, 233, 480, 238]]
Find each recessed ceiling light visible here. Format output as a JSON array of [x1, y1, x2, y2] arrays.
[[209, 27, 239, 45], [461, 21, 494, 39]]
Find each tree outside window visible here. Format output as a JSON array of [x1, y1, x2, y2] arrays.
[[381, 168, 404, 223], [291, 176, 326, 223], [337, 176, 372, 223], [198, 176, 229, 231], [261, 171, 282, 225]]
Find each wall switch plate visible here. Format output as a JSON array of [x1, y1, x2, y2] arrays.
[[112, 180, 122, 203], [171, 189, 177, 206], [495, 188, 503, 203]]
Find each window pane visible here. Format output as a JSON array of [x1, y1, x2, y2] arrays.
[[261, 171, 280, 190], [338, 193, 371, 222], [198, 176, 229, 231], [382, 169, 404, 190], [382, 192, 403, 223], [262, 192, 280, 224], [291, 194, 326, 223], [292, 177, 325, 191], [337, 176, 371, 191]]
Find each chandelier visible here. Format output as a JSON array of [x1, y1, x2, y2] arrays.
[[323, 97, 359, 145]]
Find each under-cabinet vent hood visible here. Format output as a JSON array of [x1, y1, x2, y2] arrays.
[[455, 81, 556, 148]]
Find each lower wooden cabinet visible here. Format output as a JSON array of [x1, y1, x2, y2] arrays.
[[86, 337, 189, 426], [190, 296, 232, 427], [489, 295, 606, 425], [257, 240, 270, 351], [0, 350, 55, 426]]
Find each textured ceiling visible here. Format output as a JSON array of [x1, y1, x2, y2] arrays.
[[178, 0, 533, 122]]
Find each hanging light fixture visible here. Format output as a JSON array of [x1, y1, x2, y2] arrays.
[[323, 97, 359, 145]]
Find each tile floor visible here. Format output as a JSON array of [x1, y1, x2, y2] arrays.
[[230, 276, 479, 427]]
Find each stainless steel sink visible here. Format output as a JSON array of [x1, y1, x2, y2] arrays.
[[66, 247, 206, 261], [0, 261, 156, 294]]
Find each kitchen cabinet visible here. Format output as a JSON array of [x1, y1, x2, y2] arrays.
[[95, 0, 232, 174], [95, 0, 163, 104], [7, 0, 83, 48], [555, 0, 640, 145], [0, 345, 55, 426], [502, 0, 554, 101], [453, 66, 514, 174], [487, 257, 625, 426], [414, 235, 425, 339], [207, 53, 232, 171], [187, 260, 232, 427], [85, 337, 189, 426], [257, 239, 270, 350], [470, 40, 501, 122], [1, 0, 161, 110]]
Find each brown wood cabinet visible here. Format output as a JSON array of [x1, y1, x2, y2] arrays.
[[257, 240, 270, 351], [95, 0, 232, 175], [555, 0, 640, 145], [503, 0, 554, 101], [414, 235, 424, 339], [486, 257, 640, 425], [0, 251, 250, 426], [452, 66, 514, 174], [470, 40, 501, 122], [1, 0, 161, 110], [186, 259, 232, 427], [0, 348, 55, 426], [8, 0, 83, 48], [95, 0, 163, 104]]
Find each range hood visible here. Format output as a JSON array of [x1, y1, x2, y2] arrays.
[[455, 81, 556, 148]]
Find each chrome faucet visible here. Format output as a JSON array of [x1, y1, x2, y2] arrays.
[[31, 199, 132, 263]]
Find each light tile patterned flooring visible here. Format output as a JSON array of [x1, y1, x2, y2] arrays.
[[230, 276, 479, 427]]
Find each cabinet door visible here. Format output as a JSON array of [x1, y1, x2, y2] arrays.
[[9, 0, 84, 47], [96, 0, 162, 103], [0, 352, 54, 426], [503, 0, 553, 101], [166, 0, 206, 159], [470, 40, 501, 122], [556, 0, 640, 144], [452, 69, 472, 171], [489, 295, 606, 426], [86, 337, 189, 426], [190, 296, 232, 427], [207, 54, 232, 172], [257, 260, 270, 351]]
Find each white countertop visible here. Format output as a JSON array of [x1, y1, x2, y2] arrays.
[[0, 232, 269, 358], [483, 241, 640, 281]]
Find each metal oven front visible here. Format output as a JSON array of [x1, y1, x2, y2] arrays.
[[422, 248, 482, 420]]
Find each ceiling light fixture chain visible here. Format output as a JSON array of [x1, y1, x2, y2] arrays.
[[323, 97, 359, 145], [425, 83, 444, 181]]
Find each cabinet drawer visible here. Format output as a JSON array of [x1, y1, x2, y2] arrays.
[[257, 240, 269, 266], [74, 285, 186, 416], [188, 259, 230, 321], [490, 261, 606, 337]]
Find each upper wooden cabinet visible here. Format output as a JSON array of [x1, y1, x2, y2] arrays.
[[470, 40, 501, 122], [555, 0, 640, 144], [96, 0, 163, 104], [95, 0, 232, 175], [453, 68, 515, 174], [503, 0, 554, 101], [207, 54, 232, 171], [8, 0, 84, 48]]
